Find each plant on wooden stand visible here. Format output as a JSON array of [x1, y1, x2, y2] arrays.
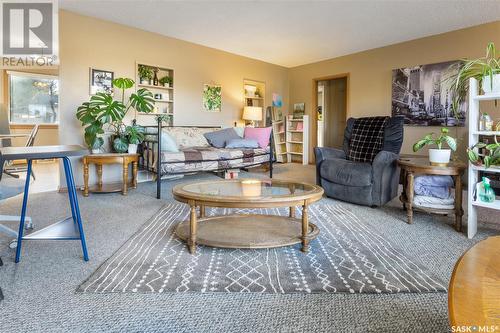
[[413, 127, 457, 166], [76, 77, 155, 153]]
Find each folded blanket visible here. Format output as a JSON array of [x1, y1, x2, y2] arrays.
[[414, 175, 453, 199], [413, 195, 455, 210]]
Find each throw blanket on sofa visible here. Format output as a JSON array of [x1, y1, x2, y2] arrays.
[[347, 116, 388, 163], [150, 146, 270, 174]]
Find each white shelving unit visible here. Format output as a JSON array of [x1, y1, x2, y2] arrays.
[[467, 78, 500, 239], [272, 119, 287, 163], [135, 62, 174, 125], [286, 115, 309, 165]]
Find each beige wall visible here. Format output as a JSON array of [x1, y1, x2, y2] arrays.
[[59, 10, 289, 185], [289, 21, 500, 162]]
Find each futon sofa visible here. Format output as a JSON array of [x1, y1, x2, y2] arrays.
[[139, 119, 273, 199], [315, 116, 404, 207]]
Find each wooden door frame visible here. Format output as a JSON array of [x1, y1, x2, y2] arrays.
[[311, 73, 350, 163]]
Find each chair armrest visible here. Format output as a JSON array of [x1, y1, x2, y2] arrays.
[[0, 134, 30, 140], [372, 151, 400, 206], [314, 147, 346, 163], [314, 147, 346, 185]]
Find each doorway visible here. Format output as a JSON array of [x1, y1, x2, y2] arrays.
[[314, 75, 348, 150]]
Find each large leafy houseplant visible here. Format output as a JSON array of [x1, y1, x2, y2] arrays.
[[450, 42, 500, 114], [76, 77, 155, 153]]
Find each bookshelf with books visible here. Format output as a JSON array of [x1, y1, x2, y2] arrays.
[[272, 115, 287, 163], [286, 115, 309, 165]]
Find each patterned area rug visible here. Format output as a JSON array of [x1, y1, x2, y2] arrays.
[[78, 203, 446, 294]]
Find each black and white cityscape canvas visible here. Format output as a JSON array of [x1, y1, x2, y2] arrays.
[[391, 60, 465, 126]]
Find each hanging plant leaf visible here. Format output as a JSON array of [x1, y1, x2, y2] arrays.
[[112, 78, 134, 90], [90, 92, 126, 123], [129, 88, 155, 114], [113, 136, 129, 153]]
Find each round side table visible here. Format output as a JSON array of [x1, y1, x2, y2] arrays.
[[398, 157, 466, 231]]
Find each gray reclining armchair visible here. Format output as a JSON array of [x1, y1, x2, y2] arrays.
[[315, 116, 404, 207]]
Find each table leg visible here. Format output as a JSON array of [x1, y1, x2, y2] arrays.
[[132, 161, 138, 189], [189, 203, 197, 254], [97, 164, 103, 190], [83, 161, 89, 197], [199, 205, 205, 218], [122, 161, 129, 195], [406, 171, 414, 224], [63, 157, 89, 261], [289, 206, 295, 218], [454, 175, 463, 232], [15, 160, 32, 263], [301, 202, 309, 253]]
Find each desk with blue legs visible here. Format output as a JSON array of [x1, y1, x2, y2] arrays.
[[0, 145, 89, 263]]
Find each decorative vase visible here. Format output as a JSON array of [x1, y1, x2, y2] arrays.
[[153, 68, 159, 86], [482, 74, 500, 95], [429, 149, 451, 166], [128, 144, 138, 154]]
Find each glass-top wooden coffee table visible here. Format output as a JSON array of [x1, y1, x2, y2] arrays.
[[172, 179, 324, 254]]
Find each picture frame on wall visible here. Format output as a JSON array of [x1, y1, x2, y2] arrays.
[[272, 107, 283, 121], [391, 60, 466, 126], [293, 103, 305, 119], [203, 83, 222, 112], [90, 68, 114, 95]]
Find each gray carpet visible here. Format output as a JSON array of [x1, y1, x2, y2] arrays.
[[0, 166, 498, 332], [79, 203, 446, 294]]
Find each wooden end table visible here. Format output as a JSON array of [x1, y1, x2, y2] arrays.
[[449, 236, 500, 327], [83, 153, 139, 196], [398, 158, 466, 231]]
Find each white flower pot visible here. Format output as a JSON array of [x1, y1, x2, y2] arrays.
[[91, 148, 101, 154], [128, 144, 138, 154], [482, 74, 500, 94], [429, 149, 451, 166]]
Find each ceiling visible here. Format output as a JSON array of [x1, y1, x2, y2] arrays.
[[60, 0, 500, 68]]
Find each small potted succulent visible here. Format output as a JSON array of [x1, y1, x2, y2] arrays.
[[413, 127, 457, 166], [138, 65, 153, 85], [159, 75, 173, 88], [125, 124, 145, 154]]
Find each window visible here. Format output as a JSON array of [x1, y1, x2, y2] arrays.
[[8, 72, 59, 124]]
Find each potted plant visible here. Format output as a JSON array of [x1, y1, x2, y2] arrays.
[[467, 130, 500, 168], [138, 65, 153, 85], [413, 127, 457, 166], [125, 124, 145, 154], [451, 42, 500, 105], [159, 75, 172, 87], [76, 77, 155, 153]]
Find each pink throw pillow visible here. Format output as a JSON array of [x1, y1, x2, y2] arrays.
[[244, 127, 272, 148]]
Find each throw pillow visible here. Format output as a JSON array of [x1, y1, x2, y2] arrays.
[[160, 130, 179, 152], [204, 128, 240, 148], [233, 127, 245, 138], [244, 127, 272, 148], [225, 138, 259, 149]]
